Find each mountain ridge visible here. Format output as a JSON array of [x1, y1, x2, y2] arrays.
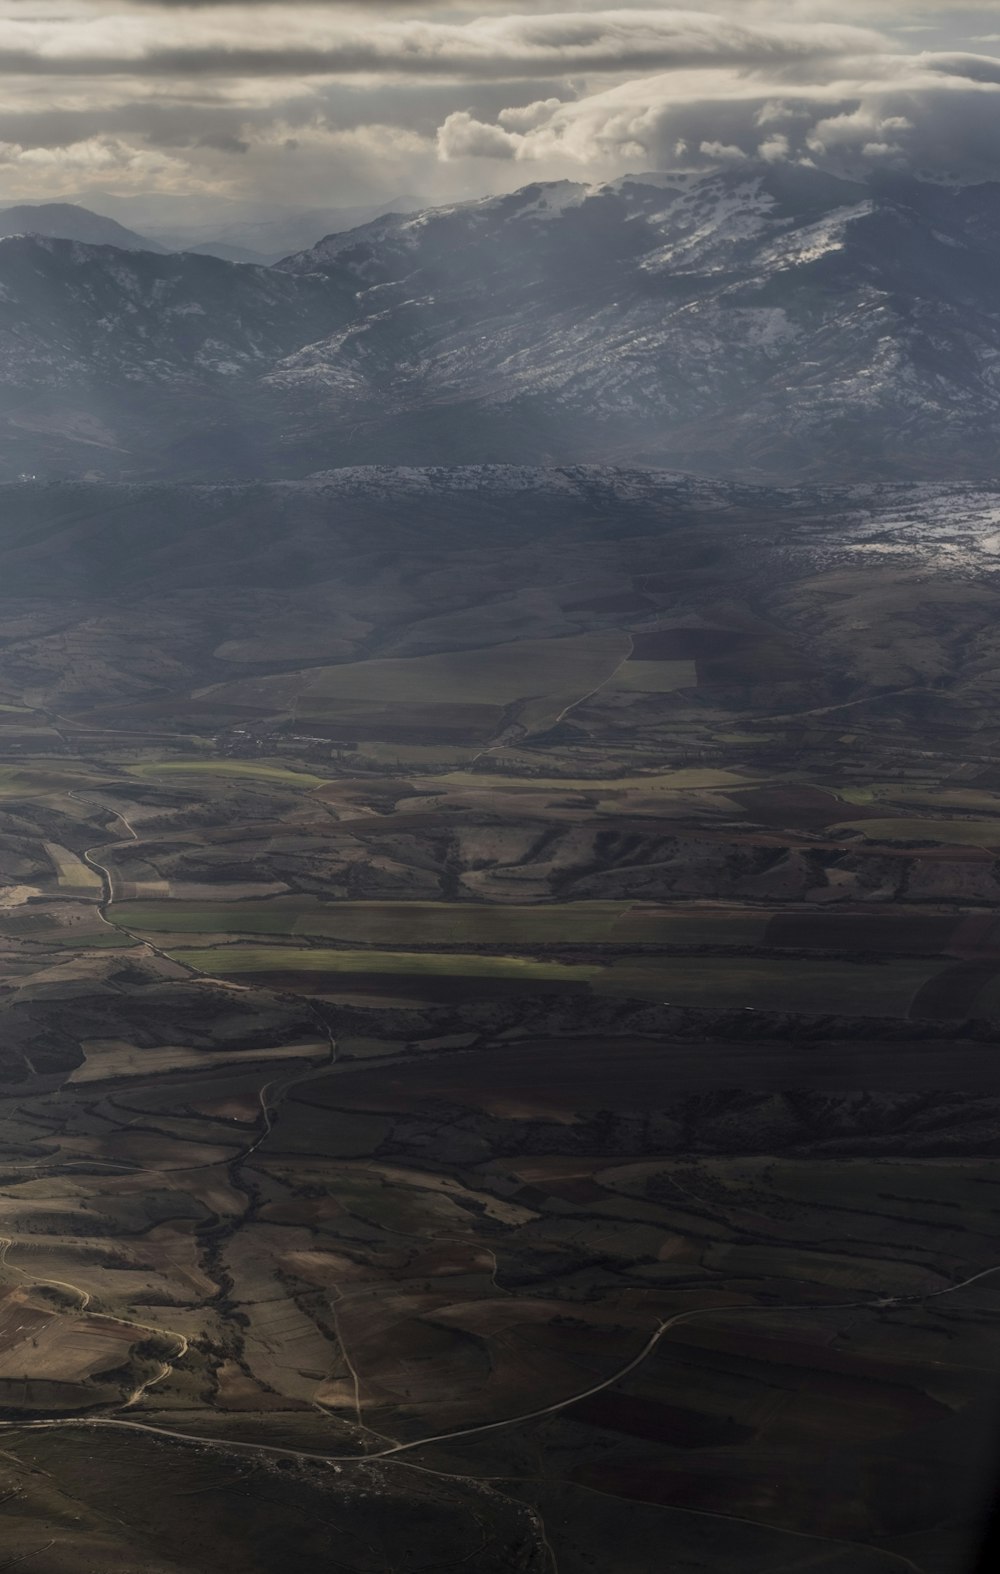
[[0, 201, 163, 253], [0, 166, 997, 481]]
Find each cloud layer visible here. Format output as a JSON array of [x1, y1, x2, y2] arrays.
[[0, 4, 994, 212]]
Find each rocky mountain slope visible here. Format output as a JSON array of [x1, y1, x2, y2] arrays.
[[0, 239, 352, 476], [276, 165, 1000, 480], [0, 167, 998, 480]]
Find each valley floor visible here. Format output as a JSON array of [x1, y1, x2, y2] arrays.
[[0, 471, 998, 1572]]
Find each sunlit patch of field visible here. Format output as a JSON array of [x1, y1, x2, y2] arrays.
[[430, 767, 754, 792], [125, 760, 328, 788], [159, 940, 951, 1017], [841, 785, 1000, 814], [0, 1236, 189, 1315], [170, 944, 597, 986], [70, 1037, 328, 1085], [0, 1309, 139, 1384], [42, 843, 102, 894], [114, 898, 772, 948]]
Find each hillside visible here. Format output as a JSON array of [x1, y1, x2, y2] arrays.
[[277, 166, 1000, 479]]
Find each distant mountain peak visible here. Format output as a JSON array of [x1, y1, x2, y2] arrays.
[[0, 202, 163, 253]]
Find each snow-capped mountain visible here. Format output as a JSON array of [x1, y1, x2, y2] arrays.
[[273, 165, 1000, 480], [0, 238, 351, 477], [0, 166, 998, 480]]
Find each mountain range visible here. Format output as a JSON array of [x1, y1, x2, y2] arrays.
[[141, 195, 424, 266], [0, 202, 164, 253], [0, 165, 998, 481]]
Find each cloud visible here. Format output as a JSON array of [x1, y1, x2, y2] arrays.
[[438, 109, 520, 158], [0, 6, 996, 211], [0, 9, 887, 79], [698, 140, 747, 161], [758, 132, 790, 160], [925, 50, 1000, 83], [424, 46, 1000, 184], [0, 132, 193, 191], [499, 97, 565, 131]]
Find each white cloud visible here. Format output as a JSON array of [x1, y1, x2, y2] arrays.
[[699, 139, 747, 161], [499, 97, 564, 130], [758, 132, 790, 160], [438, 110, 520, 159], [0, 133, 191, 193], [425, 49, 1000, 184]]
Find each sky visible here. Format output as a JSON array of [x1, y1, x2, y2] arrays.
[[0, 2, 998, 219]]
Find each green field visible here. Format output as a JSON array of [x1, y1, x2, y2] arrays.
[[596, 957, 942, 1014], [431, 767, 754, 792], [838, 785, 1000, 814], [165, 940, 940, 1015], [126, 760, 328, 788], [833, 817, 1000, 847], [114, 898, 771, 947], [200, 632, 633, 739], [304, 634, 628, 705], [171, 945, 596, 983], [115, 898, 317, 936]]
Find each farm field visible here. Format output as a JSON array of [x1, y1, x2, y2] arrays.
[[161, 940, 947, 1018], [114, 897, 773, 947], [170, 943, 598, 988], [43, 842, 103, 893], [0, 476, 999, 1572], [596, 956, 943, 1013], [833, 816, 1000, 847], [126, 759, 329, 788]]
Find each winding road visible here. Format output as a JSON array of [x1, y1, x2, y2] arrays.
[[2, 1265, 997, 1476]]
